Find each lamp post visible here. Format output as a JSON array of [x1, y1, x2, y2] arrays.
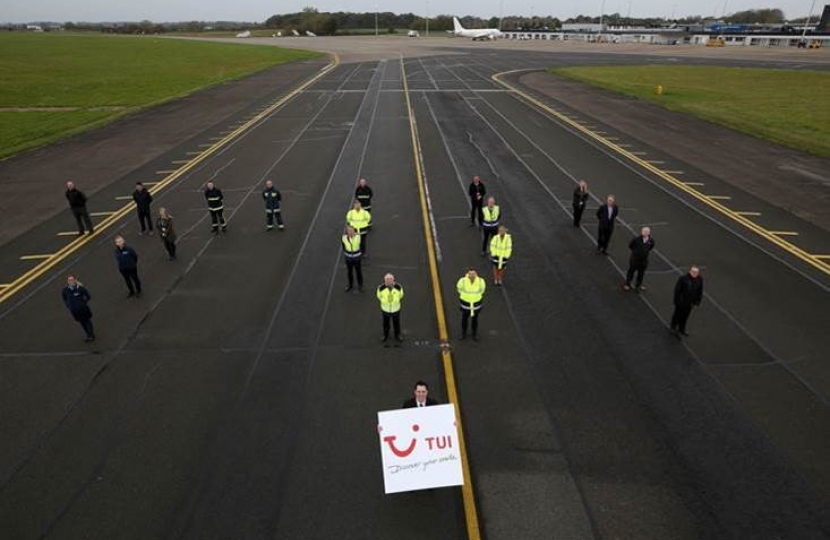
[[375, 5, 378, 37], [802, 0, 817, 42], [426, 1, 430, 37]]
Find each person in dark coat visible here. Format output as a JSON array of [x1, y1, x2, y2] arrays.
[[355, 178, 373, 212], [468, 175, 486, 226], [156, 207, 177, 260], [132, 182, 154, 234], [114, 235, 142, 298], [623, 227, 655, 291], [572, 180, 589, 227], [204, 181, 226, 233], [671, 266, 704, 337], [262, 179, 284, 230], [65, 180, 94, 235], [62, 275, 95, 342], [595, 194, 618, 254], [402, 380, 438, 408]]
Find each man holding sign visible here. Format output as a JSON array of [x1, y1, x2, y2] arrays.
[[378, 402, 464, 494], [402, 380, 437, 408]]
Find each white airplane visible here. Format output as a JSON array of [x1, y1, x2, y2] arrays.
[[305, 30, 317, 37], [292, 29, 301, 37], [235, 30, 251, 38], [452, 17, 502, 40]]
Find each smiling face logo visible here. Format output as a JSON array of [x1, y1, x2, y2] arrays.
[[382, 424, 420, 458]]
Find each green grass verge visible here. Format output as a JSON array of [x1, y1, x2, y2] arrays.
[[548, 65, 830, 158], [0, 33, 321, 160]]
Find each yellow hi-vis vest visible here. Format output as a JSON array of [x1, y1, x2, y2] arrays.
[[376, 284, 404, 313], [490, 233, 513, 269], [481, 205, 500, 229], [457, 276, 486, 316], [346, 208, 371, 234], [342, 234, 362, 259]]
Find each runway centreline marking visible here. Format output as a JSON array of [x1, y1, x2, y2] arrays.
[[770, 230, 799, 236], [736, 211, 762, 217], [493, 69, 830, 276], [0, 54, 340, 305], [56, 231, 79, 237], [707, 195, 732, 200], [19, 254, 53, 261], [89, 211, 116, 217], [683, 181, 705, 186], [401, 54, 482, 540], [114, 196, 132, 201]]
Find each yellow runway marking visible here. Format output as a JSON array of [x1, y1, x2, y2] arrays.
[[683, 182, 705, 186], [142, 182, 160, 186], [20, 254, 53, 261], [770, 231, 799, 236], [402, 55, 482, 540], [664, 170, 685, 174], [735, 211, 762, 217], [814, 254, 830, 260], [90, 211, 116, 217], [114, 196, 132, 201], [0, 54, 340, 305], [56, 231, 80, 237], [491, 69, 830, 276], [0, 284, 10, 289], [647, 160, 665, 164], [155, 170, 177, 174], [706, 195, 732, 200]]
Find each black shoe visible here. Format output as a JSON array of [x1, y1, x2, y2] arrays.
[[84, 336, 95, 343], [679, 330, 689, 337], [345, 286, 353, 292], [266, 225, 274, 231], [278, 225, 285, 230]]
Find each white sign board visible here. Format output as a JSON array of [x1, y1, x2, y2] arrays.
[[377, 404, 464, 494]]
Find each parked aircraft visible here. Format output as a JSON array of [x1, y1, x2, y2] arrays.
[[452, 17, 502, 40]]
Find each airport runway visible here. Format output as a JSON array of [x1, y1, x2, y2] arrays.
[[1, 45, 829, 540]]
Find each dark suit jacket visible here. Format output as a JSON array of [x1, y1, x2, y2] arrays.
[[628, 235, 655, 265], [596, 204, 618, 229], [402, 397, 438, 409]]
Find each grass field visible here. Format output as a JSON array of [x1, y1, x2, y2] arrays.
[[549, 65, 830, 157], [0, 33, 320, 159]]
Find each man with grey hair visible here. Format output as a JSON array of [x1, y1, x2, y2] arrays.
[[623, 226, 655, 292], [376, 272, 404, 346], [671, 266, 704, 337]]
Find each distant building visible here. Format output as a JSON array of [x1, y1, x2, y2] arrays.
[[26, 24, 43, 32], [562, 23, 605, 33]]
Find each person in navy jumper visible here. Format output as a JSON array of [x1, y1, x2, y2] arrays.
[[62, 275, 95, 342], [114, 235, 142, 298]]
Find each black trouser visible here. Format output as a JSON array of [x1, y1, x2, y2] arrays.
[[77, 317, 95, 339], [573, 204, 585, 227], [470, 200, 483, 225], [382, 311, 401, 339], [481, 227, 496, 253], [597, 225, 614, 251], [72, 207, 94, 234], [460, 307, 481, 337], [358, 231, 368, 256], [266, 208, 284, 227], [120, 268, 142, 294], [209, 208, 226, 230], [162, 238, 176, 259], [671, 305, 693, 332], [625, 262, 648, 287], [345, 259, 363, 288], [137, 207, 153, 232]]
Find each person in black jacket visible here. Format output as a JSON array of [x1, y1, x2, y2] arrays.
[[595, 194, 618, 254], [355, 178, 373, 212], [262, 180, 284, 230], [623, 227, 655, 291], [671, 266, 704, 337], [114, 236, 142, 298], [402, 380, 438, 408], [65, 181, 94, 235], [156, 207, 177, 260], [204, 181, 226, 233], [468, 175, 486, 226], [62, 275, 95, 342], [132, 182, 154, 234], [572, 180, 589, 227]]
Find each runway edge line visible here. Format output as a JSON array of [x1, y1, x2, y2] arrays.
[[491, 69, 830, 278], [400, 55, 483, 540], [0, 53, 340, 305]]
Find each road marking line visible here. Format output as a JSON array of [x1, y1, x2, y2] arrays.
[[0, 284, 9, 289], [171, 160, 190, 164], [706, 195, 732, 200], [56, 231, 80, 237], [683, 181, 705, 186], [185, 151, 201, 155], [647, 160, 665, 164], [155, 170, 177, 174], [401, 54, 482, 540], [114, 196, 132, 201], [492, 69, 830, 276], [814, 254, 830, 260], [142, 182, 160, 186], [20, 254, 53, 261], [735, 211, 762, 217], [0, 54, 340, 305], [631, 151, 648, 155], [663, 170, 685, 174], [198, 143, 213, 147], [89, 211, 116, 216], [770, 230, 799, 236]]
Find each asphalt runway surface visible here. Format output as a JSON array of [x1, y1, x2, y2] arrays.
[[1, 42, 829, 540]]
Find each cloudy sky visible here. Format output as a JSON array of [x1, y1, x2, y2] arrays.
[[2, 0, 819, 23]]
